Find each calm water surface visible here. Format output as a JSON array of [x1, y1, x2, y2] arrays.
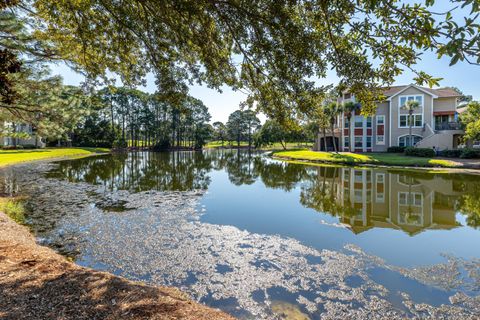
[[1, 150, 479, 319]]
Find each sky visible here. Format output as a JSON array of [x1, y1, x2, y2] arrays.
[[49, 2, 480, 124]]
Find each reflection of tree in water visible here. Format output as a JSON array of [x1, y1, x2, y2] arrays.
[[458, 195, 480, 229], [299, 166, 357, 218], [42, 150, 480, 230], [48, 152, 213, 192], [454, 175, 480, 229], [224, 150, 258, 186], [255, 158, 308, 192]]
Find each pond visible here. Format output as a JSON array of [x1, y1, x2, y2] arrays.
[[1, 150, 479, 319]]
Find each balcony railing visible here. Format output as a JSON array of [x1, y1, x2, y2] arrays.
[[435, 122, 463, 131]]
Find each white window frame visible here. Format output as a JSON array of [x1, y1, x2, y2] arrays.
[[398, 192, 424, 226], [376, 135, 385, 145], [398, 134, 422, 147], [354, 115, 364, 128], [375, 173, 385, 203], [376, 115, 385, 125], [398, 192, 423, 207], [399, 114, 423, 128], [366, 116, 372, 128], [354, 136, 363, 148], [398, 95, 424, 128]]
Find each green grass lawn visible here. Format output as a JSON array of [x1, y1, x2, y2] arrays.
[[272, 149, 461, 168], [0, 147, 109, 167], [205, 141, 249, 148]]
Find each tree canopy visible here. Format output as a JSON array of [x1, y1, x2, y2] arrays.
[[4, 0, 477, 124], [460, 101, 480, 141]]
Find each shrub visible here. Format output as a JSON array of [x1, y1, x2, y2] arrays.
[[460, 148, 480, 159], [404, 147, 435, 158], [0, 200, 25, 224], [1, 145, 23, 150], [387, 146, 406, 153], [22, 144, 39, 149], [439, 149, 462, 158]]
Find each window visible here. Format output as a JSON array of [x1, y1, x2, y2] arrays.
[[366, 136, 372, 148], [413, 193, 422, 206], [355, 136, 363, 148], [354, 190, 363, 203], [399, 114, 423, 128], [376, 193, 385, 203], [354, 116, 363, 128], [399, 95, 423, 108], [376, 135, 385, 145], [366, 171, 372, 183], [375, 173, 385, 203], [399, 192, 407, 205], [376, 115, 385, 125], [399, 95, 423, 128], [344, 117, 350, 128], [376, 173, 385, 183], [344, 93, 352, 99], [414, 115, 422, 127], [366, 117, 372, 128], [398, 135, 422, 147], [398, 192, 423, 207], [354, 171, 363, 183], [398, 175, 420, 186], [344, 137, 350, 148]]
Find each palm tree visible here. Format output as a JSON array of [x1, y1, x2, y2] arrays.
[[325, 102, 342, 152], [402, 100, 420, 147], [342, 101, 361, 151]]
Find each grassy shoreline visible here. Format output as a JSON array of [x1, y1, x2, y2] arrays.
[[271, 149, 464, 169], [0, 147, 109, 168], [205, 141, 312, 150]]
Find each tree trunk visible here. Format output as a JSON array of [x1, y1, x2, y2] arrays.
[[409, 111, 413, 147], [12, 123, 17, 147], [322, 128, 327, 152], [331, 124, 337, 152], [110, 98, 115, 138]]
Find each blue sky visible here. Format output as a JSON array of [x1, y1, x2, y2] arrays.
[[50, 1, 480, 123]]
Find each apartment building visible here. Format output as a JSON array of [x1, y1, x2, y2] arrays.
[[314, 84, 465, 152], [1, 122, 46, 148]]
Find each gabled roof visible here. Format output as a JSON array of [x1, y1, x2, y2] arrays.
[[383, 84, 463, 99], [386, 84, 438, 100]]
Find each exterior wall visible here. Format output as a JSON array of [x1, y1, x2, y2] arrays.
[[372, 102, 389, 152], [434, 97, 457, 112], [389, 87, 434, 147]]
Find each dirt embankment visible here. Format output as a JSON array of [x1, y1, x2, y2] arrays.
[[0, 212, 234, 320]]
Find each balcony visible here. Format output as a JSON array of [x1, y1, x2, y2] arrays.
[[435, 122, 463, 131]]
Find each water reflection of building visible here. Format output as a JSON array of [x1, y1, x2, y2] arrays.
[[336, 168, 461, 235]]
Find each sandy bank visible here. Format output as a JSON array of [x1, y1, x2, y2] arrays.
[[0, 211, 234, 320]]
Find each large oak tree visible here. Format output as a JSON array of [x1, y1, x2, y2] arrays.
[[6, 0, 480, 124]]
